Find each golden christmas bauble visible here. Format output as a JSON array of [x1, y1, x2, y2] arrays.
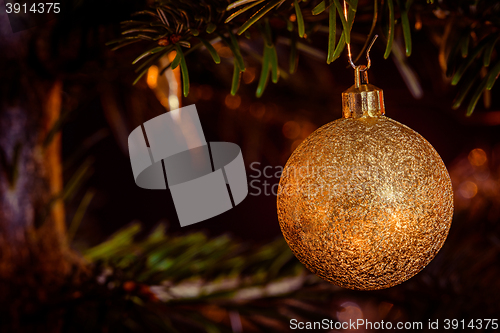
[[277, 68, 454, 290]]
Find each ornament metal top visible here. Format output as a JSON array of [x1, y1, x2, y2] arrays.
[[277, 43, 454, 291]]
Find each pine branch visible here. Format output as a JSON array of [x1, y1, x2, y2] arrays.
[[81, 223, 341, 332], [110, 0, 500, 114]]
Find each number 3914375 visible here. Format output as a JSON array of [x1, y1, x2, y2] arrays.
[[5, 3, 60, 14]]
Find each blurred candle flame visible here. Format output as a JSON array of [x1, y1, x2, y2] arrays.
[[147, 65, 159, 89]]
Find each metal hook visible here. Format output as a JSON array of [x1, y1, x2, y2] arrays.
[[362, 34, 378, 71], [343, 0, 378, 72]]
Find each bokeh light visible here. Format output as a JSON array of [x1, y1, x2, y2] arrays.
[[199, 85, 214, 100], [468, 148, 487, 167], [337, 302, 363, 328], [225, 94, 241, 110], [243, 67, 256, 84], [249, 103, 266, 118], [459, 181, 478, 199], [291, 139, 303, 152], [282, 121, 301, 139], [146, 65, 159, 89]]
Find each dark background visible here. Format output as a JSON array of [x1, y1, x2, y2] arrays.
[[2, 0, 500, 330]]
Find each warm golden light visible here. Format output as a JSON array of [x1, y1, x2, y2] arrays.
[[290, 139, 302, 152], [159, 96, 169, 107], [337, 302, 363, 324], [249, 103, 266, 118], [243, 67, 256, 84], [277, 75, 454, 291], [189, 85, 202, 102], [459, 181, 478, 198], [300, 121, 316, 139], [282, 121, 301, 139], [278, 115, 454, 290], [147, 65, 159, 89], [225, 94, 241, 110], [415, 13, 422, 30], [378, 302, 394, 318], [468, 148, 487, 166], [218, 46, 233, 58], [199, 85, 214, 100]]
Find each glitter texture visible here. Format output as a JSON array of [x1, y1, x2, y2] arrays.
[[277, 116, 454, 290]]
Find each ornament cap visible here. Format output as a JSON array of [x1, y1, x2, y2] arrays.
[[342, 66, 385, 119]]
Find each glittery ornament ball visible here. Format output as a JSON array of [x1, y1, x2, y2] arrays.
[[277, 116, 454, 290]]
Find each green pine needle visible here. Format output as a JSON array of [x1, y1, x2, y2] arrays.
[[330, 30, 346, 62], [384, 0, 395, 59], [227, 0, 261, 11], [452, 34, 498, 85], [483, 35, 500, 67], [199, 37, 221, 64], [327, 0, 336, 64], [236, 0, 282, 35], [270, 45, 279, 83], [486, 59, 500, 90], [231, 61, 242, 95], [401, 10, 412, 56], [132, 46, 167, 65], [294, 0, 305, 38], [312, 1, 326, 15], [333, 0, 350, 44], [175, 44, 190, 97], [228, 31, 246, 71], [225, 0, 266, 23], [467, 76, 489, 116], [256, 45, 271, 97], [171, 50, 182, 69], [206, 23, 217, 34]]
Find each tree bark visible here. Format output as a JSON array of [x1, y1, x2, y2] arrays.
[[0, 5, 80, 332]]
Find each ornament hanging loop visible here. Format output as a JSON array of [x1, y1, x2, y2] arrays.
[[348, 34, 378, 76], [351, 35, 378, 88], [342, 0, 383, 119], [342, 34, 385, 119], [361, 34, 378, 71], [354, 65, 369, 88], [343, 0, 378, 72]]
